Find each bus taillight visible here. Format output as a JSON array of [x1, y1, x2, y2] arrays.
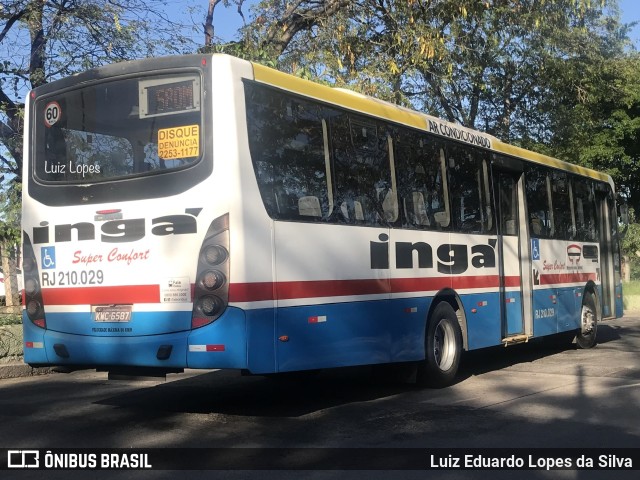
[[22, 234, 47, 329], [191, 214, 229, 329]]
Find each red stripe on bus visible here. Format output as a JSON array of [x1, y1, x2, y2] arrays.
[[37, 275, 524, 305], [41, 285, 160, 305], [539, 273, 597, 285], [229, 279, 389, 302], [229, 275, 509, 302], [390, 275, 501, 292], [503, 276, 521, 287], [228, 282, 275, 302]]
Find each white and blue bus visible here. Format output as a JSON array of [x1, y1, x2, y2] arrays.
[[21, 54, 624, 386]]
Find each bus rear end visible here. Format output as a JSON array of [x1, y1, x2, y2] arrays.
[[21, 55, 249, 375]]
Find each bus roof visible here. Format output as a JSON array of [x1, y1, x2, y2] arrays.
[[250, 61, 613, 188]]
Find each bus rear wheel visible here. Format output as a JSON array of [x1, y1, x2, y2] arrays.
[[417, 302, 462, 388], [576, 292, 598, 349]]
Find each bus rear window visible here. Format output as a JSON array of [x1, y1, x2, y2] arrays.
[[33, 74, 202, 183]]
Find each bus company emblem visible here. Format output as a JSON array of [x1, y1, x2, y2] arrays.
[[567, 244, 581, 264], [370, 234, 497, 274], [32, 208, 202, 244]]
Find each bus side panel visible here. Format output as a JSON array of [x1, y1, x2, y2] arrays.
[[532, 288, 558, 337], [265, 290, 503, 372], [276, 301, 390, 372], [226, 56, 278, 374], [245, 308, 277, 374], [22, 313, 50, 364], [388, 297, 432, 361], [187, 307, 247, 369], [272, 222, 391, 372], [556, 286, 580, 332], [460, 292, 502, 350], [275, 299, 428, 372]]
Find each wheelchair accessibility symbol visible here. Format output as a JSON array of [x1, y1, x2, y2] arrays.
[[41, 247, 56, 269], [531, 238, 540, 261]]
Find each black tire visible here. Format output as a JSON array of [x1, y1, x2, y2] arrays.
[[576, 292, 598, 349], [417, 302, 463, 388]]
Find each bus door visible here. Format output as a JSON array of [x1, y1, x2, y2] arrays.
[[492, 157, 533, 340], [596, 187, 616, 319]]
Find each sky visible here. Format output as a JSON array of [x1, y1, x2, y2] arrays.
[[619, 0, 640, 47]]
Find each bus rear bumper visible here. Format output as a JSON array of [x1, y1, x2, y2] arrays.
[[22, 307, 248, 370]]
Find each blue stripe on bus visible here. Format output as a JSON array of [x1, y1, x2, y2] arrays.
[[244, 292, 502, 373], [23, 286, 594, 371]]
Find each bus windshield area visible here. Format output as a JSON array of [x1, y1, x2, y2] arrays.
[[33, 73, 202, 184]]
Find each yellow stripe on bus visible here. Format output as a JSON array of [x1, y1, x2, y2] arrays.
[[493, 142, 611, 184], [252, 63, 427, 131]]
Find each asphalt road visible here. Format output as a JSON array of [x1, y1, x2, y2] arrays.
[[0, 315, 638, 480]]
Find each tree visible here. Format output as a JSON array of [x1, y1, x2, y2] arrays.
[[546, 52, 640, 213], [204, 0, 248, 47], [226, 1, 626, 139], [0, 0, 197, 305], [208, 0, 640, 260], [0, 181, 21, 306], [0, 0, 197, 181]]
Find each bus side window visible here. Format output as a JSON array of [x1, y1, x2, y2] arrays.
[[394, 130, 449, 230], [550, 170, 574, 240], [245, 84, 331, 222], [447, 146, 494, 234], [573, 178, 597, 242], [330, 114, 392, 226], [525, 166, 552, 238]]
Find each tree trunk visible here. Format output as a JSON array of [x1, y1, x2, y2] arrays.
[[204, 0, 222, 46], [0, 243, 20, 307]]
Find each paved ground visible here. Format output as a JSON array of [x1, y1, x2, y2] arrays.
[[0, 315, 638, 479]]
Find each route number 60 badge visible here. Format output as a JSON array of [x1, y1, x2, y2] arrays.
[[44, 101, 62, 127]]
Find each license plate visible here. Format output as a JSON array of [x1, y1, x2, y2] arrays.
[[92, 305, 133, 322]]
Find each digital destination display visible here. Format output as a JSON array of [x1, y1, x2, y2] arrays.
[[139, 75, 200, 118], [147, 81, 194, 115]]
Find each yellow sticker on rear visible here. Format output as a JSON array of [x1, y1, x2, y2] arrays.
[[158, 125, 199, 160]]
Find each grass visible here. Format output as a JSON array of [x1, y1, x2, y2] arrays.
[[623, 280, 640, 296]]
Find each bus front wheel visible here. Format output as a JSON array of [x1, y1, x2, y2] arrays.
[[417, 302, 462, 388], [576, 292, 598, 349]]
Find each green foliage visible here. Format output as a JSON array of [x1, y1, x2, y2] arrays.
[[622, 280, 640, 294], [213, 0, 640, 214], [0, 181, 20, 246], [225, 0, 630, 143], [621, 213, 640, 260], [0, 313, 21, 327]]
